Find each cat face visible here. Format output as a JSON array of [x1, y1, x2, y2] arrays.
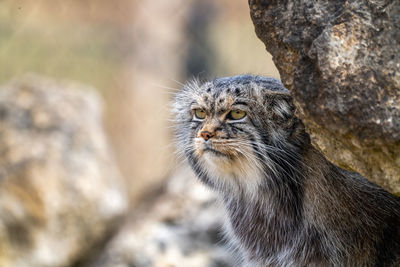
[[174, 75, 301, 191]]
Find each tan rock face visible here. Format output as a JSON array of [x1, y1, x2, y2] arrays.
[[249, 0, 400, 193], [0, 75, 128, 267]]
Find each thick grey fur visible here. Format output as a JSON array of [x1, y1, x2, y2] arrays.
[[173, 74, 400, 266]]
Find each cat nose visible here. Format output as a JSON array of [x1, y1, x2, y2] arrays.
[[200, 131, 214, 141]]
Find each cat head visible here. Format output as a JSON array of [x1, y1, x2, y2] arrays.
[[173, 75, 307, 192]]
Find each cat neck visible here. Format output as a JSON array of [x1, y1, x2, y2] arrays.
[[219, 145, 325, 264], [220, 137, 311, 203]]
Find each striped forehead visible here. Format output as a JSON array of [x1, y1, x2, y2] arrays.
[[195, 84, 241, 112]]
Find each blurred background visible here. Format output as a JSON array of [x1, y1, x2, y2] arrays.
[[0, 0, 278, 266]]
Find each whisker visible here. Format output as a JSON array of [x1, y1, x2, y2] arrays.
[[215, 139, 308, 185]]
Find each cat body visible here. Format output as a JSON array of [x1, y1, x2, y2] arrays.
[[173, 75, 400, 266]]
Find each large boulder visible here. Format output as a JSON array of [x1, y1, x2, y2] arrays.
[[249, 0, 400, 193], [0, 75, 128, 266]]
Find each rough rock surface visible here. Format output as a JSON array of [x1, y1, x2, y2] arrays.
[[0, 75, 128, 267], [88, 166, 236, 267], [249, 0, 400, 193]]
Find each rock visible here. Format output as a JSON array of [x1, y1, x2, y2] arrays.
[[0, 75, 128, 267], [87, 166, 236, 267], [249, 0, 400, 193]]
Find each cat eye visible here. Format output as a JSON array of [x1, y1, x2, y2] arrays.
[[229, 110, 246, 120], [194, 109, 206, 120]]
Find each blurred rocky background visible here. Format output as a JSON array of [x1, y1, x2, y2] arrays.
[[0, 75, 128, 267], [0, 1, 278, 266]]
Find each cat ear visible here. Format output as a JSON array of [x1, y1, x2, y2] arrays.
[[271, 93, 295, 120]]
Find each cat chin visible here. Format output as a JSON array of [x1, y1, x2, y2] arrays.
[[199, 153, 264, 197], [201, 151, 258, 177], [202, 150, 232, 165], [198, 151, 233, 173]]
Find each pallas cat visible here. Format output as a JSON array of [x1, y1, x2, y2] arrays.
[[173, 75, 400, 266]]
